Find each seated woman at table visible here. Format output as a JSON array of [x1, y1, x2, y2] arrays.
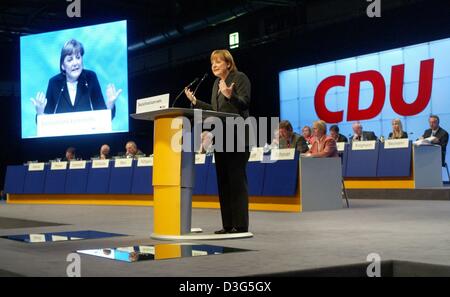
[[302, 120, 338, 158], [388, 118, 408, 139]]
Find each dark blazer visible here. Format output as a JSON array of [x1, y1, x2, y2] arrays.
[[195, 70, 250, 118], [43, 70, 115, 118], [388, 131, 408, 139], [279, 133, 309, 153], [195, 70, 251, 149], [351, 131, 377, 142], [422, 127, 449, 165], [336, 133, 348, 143]]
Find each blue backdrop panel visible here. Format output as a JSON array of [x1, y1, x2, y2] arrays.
[[345, 143, 380, 177], [377, 142, 412, 177], [65, 166, 89, 194], [131, 161, 153, 194], [247, 161, 265, 196], [193, 157, 210, 195], [44, 164, 67, 194], [262, 152, 299, 196], [204, 156, 218, 195], [86, 163, 111, 194], [23, 165, 47, 194], [109, 164, 134, 194], [4, 165, 26, 194]]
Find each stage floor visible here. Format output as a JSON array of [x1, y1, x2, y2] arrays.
[[1, 198, 450, 276]]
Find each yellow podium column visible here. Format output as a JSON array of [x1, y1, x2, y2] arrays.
[[152, 116, 193, 236]]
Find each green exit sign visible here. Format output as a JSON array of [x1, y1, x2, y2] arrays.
[[229, 32, 239, 49]]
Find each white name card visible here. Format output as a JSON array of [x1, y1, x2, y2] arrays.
[[337, 142, 346, 152], [69, 161, 86, 169], [37, 109, 112, 137], [92, 160, 110, 169], [384, 139, 409, 149], [115, 158, 133, 168], [270, 148, 296, 160], [29, 234, 46, 243], [28, 163, 45, 171], [195, 154, 206, 164], [50, 162, 68, 170], [352, 140, 376, 151], [136, 93, 170, 114], [137, 157, 153, 167], [212, 155, 215, 163], [248, 147, 263, 162], [51, 235, 68, 241], [139, 246, 155, 254]]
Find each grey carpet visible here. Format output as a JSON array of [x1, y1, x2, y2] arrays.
[[2, 199, 450, 276], [0, 217, 66, 229]]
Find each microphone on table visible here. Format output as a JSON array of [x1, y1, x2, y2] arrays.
[[172, 77, 199, 108]]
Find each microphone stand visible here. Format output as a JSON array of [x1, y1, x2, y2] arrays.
[[171, 77, 199, 108]]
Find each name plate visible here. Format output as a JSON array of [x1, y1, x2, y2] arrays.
[[270, 148, 296, 160], [136, 93, 169, 114], [248, 147, 263, 162], [137, 157, 153, 167], [352, 140, 376, 151], [384, 139, 409, 149], [115, 158, 133, 168], [51, 235, 68, 241], [69, 160, 86, 169], [92, 160, 110, 169], [28, 163, 45, 171], [195, 154, 206, 164], [50, 162, 67, 170], [29, 234, 46, 243], [337, 142, 346, 152]]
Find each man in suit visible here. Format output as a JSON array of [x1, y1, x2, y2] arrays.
[[421, 115, 449, 166], [278, 120, 309, 153], [63, 147, 76, 161], [329, 124, 348, 143], [351, 122, 377, 142]]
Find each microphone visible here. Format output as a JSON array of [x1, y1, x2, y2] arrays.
[[193, 73, 208, 96], [85, 80, 93, 110], [171, 77, 199, 108], [54, 85, 65, 114]]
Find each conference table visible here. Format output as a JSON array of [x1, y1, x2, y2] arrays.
[[4, 142, 443, 212]]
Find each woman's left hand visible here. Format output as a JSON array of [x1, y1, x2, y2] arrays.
[[219, 80, 235, 99], [106, 83, 123, 109]]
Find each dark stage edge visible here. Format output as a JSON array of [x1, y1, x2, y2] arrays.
[[248, 260, 450, 277]]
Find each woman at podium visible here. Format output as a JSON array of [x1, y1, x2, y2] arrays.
[[30, 39, 121, 117], [184, 49, 251, 234]]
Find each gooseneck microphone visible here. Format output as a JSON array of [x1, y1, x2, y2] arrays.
[[85, 80, 94, 111], [54, 84, 65, 114], [171, 77, 199, 108], [193, 73, 208, 96]]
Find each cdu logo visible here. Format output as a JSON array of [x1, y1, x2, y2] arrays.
[[314, 59, 434, 123]]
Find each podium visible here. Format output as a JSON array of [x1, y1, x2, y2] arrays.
[[131, 108, 253, 240]]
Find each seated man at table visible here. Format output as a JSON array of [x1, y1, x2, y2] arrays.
[[99, 144, 111, 160], [302, 125, 314, 145], [278, 120, 309, 153], [63, 147, 77, 161], [303, 120, 338, 158], [125, 141, 144, 159], [420, 115, 449, 166], [329, 125, 348, 143], [198, 131, 214, 155], [350, 122, 377, 142]]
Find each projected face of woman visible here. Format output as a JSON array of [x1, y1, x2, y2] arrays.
[[62, 52, 83, 82]]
